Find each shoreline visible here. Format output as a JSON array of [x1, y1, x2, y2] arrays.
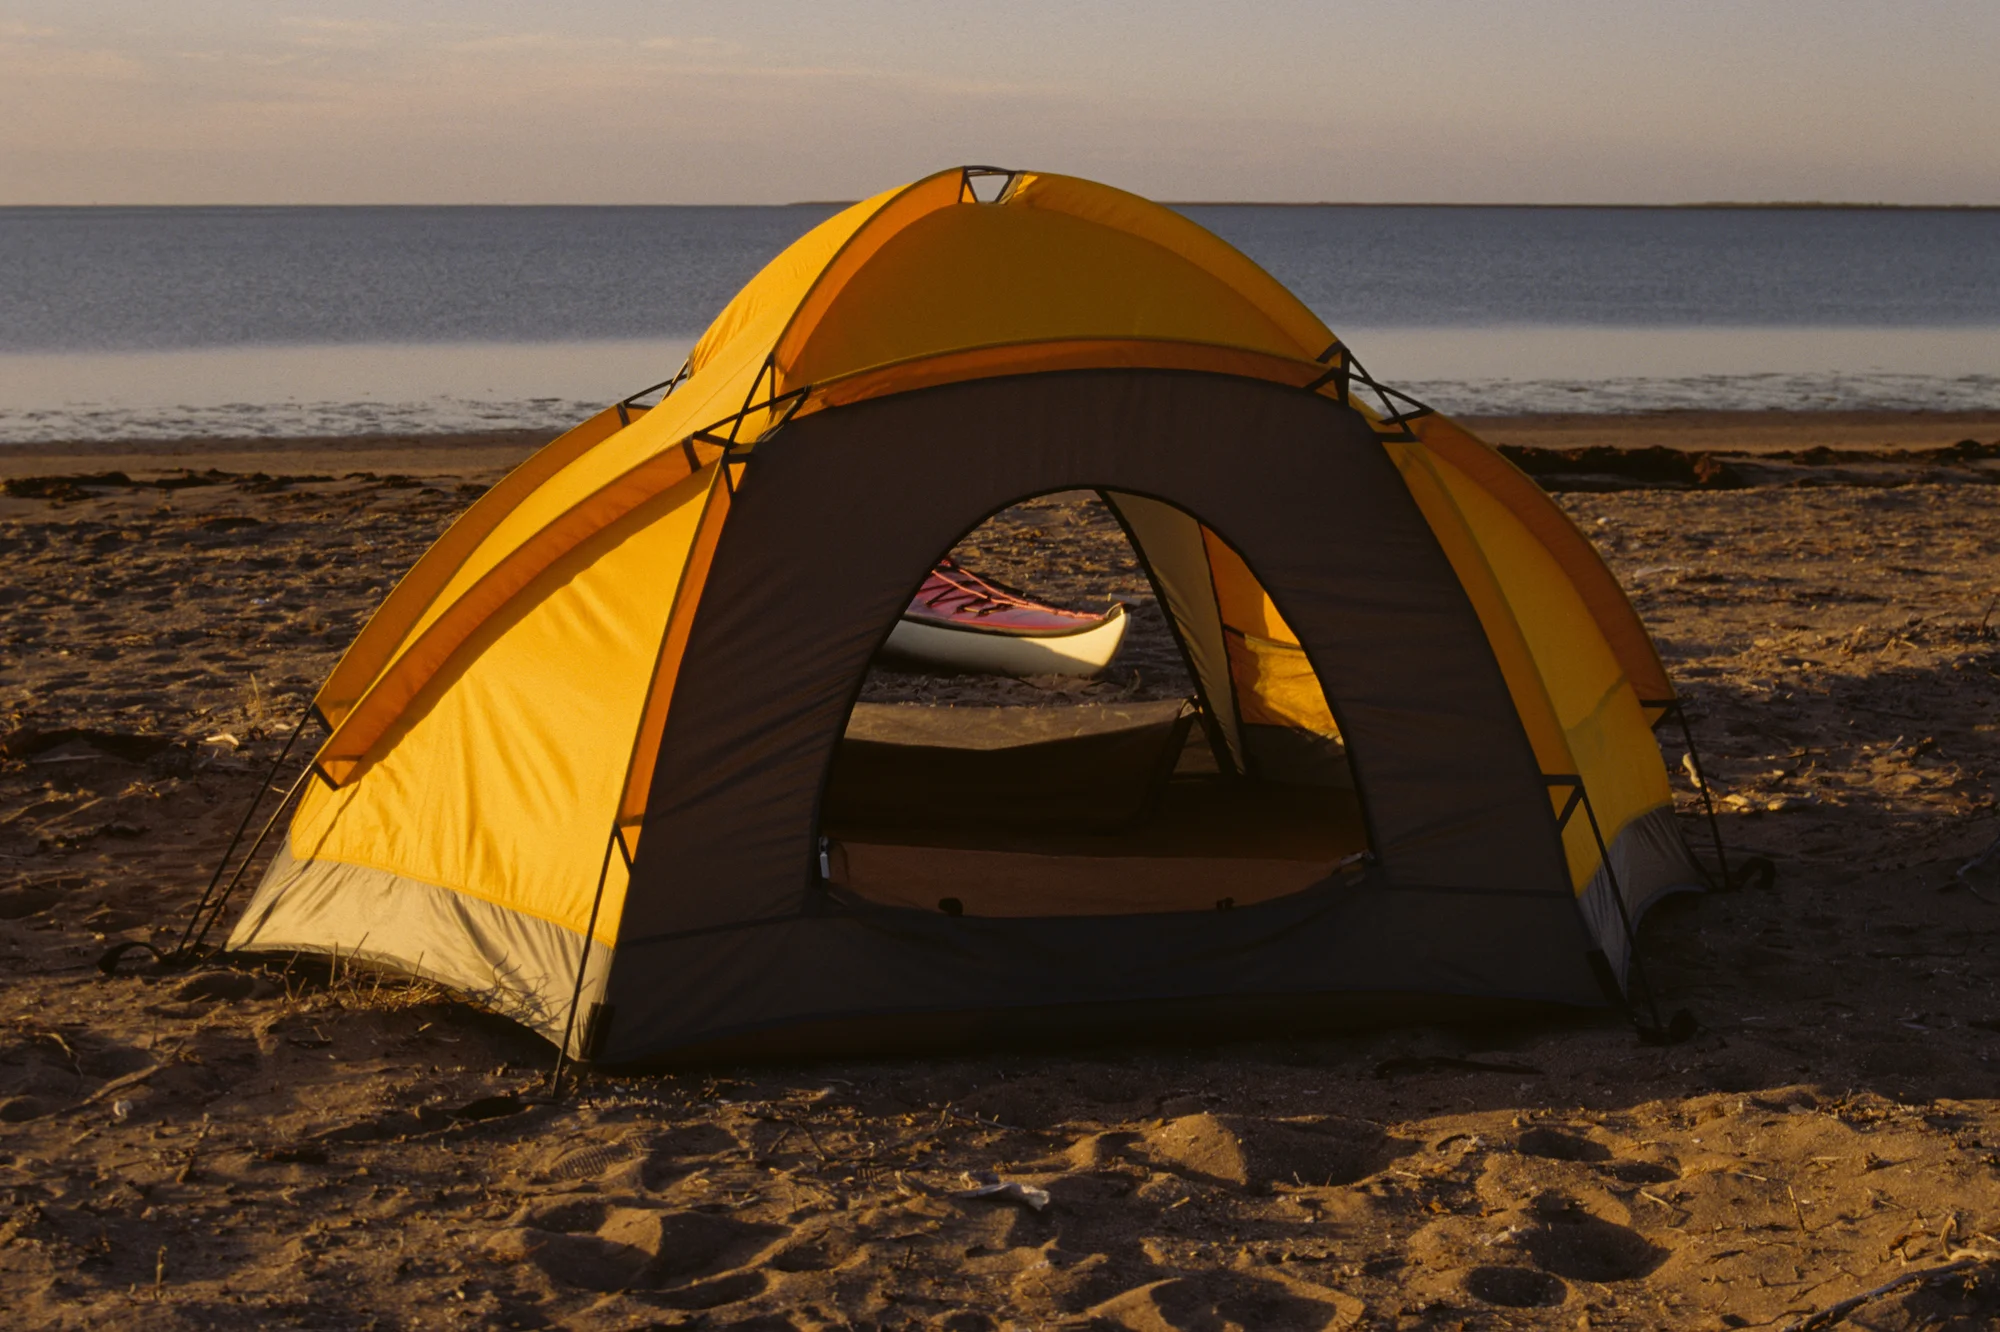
[[0, 409, 1994, 480], [1459, 407, 2000, 454], [0, 428, 551, 479]]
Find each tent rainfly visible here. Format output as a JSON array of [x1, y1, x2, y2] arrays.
[[228, 167, 1706, 1063]]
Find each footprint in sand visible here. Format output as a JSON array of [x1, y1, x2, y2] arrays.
[[1085, 1269, 1365, 1331], [1515, 1200, 1668, 1283], [1463, 1264, 1567, 1308], [1138, 1112, 1414, 1192], [486, 1202, 787, 1300]]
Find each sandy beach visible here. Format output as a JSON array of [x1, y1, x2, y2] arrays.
[[6, 408, 2000, 1330]]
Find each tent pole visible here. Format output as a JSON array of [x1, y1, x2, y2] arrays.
[[1666, 699, 1731, 890], [1572, 780, 1684, 1042], [1548, 773, 1689, 1043], [173, 696, 319, 961], [1096, 491, 1240, 779], [183, 757, 321, 958], [550, 824, 620, 1100]]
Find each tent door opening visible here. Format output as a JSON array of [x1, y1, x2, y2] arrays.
[[816, 490, 1370, 918]]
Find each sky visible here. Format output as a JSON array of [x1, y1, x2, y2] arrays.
[[3, 1, 1996, 206]]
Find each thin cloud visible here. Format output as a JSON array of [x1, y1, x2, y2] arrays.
[[439, 32, 597, 54], [280, 16, 401, 50], [280, 18, 402, 36], [0, 36, 148, 84], [405, 25, 1026, 98], [637, 36, 731, 53]]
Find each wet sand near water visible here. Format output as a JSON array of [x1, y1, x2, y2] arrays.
[[5, 411, 2000, 1330], [1462, 409, 2000, 455], [0, 429, 548, 482]]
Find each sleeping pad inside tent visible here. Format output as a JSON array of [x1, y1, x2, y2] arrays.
[[226, 166, 1706, 1063]]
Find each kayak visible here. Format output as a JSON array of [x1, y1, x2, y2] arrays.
[[882, 558, 1128, 676]]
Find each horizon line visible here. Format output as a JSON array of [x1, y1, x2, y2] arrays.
[[2, 199, 1996, 211]]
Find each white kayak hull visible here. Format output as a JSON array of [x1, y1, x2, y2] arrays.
[[883, 604, 1128, 677]]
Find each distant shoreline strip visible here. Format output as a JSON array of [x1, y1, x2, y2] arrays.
[[2, 201, 1993, 211]]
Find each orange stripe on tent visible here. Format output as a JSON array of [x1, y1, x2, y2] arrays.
[[614, 468, 734, 851], [315, 439, 725, 783]]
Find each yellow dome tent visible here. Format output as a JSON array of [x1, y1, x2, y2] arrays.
[[226, 167, 1704, 1062]]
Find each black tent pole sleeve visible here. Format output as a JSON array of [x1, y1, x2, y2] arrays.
[[173, 696, 318, 960]]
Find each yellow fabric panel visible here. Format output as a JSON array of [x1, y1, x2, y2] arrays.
[[1432, 457, 1625, 734], [785, 203, 1308, 389], [1560, 680, 1671, 887], [316, 440, 722, 782], [314, 402, 638, 728], [289, 465, 715, 946], [1226, 632, 1340, 734], [1380, 439, 1576, 781], [772, 171, 966, 380], [1424, 451, 1672, 889], [1008, 173, 1334, 359], [1409, 414, 1673, 705], [615, 468, 733, 838], [686, 187, 899, 380], [1199, 528, 1342, 741], [1202, 527, 1298, 642]]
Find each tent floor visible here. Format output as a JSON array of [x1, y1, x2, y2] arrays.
[[824, 775, 1368, 917]]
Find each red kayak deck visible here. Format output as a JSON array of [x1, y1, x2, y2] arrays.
[[903, 558, 1115, 638]]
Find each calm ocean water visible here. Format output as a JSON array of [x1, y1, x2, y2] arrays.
[[1, 205, 1994, 441]]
